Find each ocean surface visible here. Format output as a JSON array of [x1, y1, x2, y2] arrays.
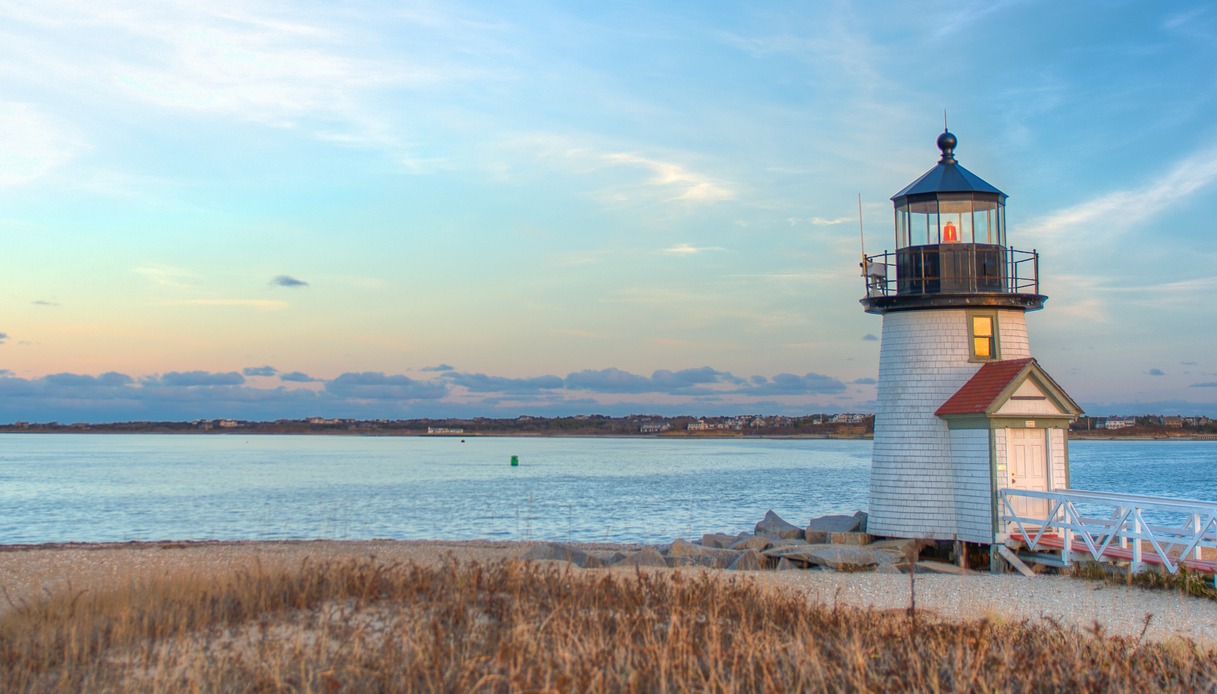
[[2, 435, 1215, 545]]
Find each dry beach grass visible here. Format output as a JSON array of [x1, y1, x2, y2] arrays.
[[3, 540, 1217, 691]]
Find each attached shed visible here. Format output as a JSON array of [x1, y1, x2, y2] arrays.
[[935, 357, 1083, 543]]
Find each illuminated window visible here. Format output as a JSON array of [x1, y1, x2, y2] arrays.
[[969, 313, 998, 360]]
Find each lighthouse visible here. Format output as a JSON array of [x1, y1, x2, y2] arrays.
[[862, 130, 1081, 550]]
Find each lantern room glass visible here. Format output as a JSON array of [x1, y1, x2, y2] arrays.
[[893, 194, 1005, 249]]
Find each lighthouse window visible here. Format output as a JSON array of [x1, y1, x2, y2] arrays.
[[939, 195, 974, 244], [975, 199, 997, 244], [969, 313, 998, 360]]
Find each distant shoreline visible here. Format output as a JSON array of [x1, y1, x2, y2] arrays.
[[0, 429, 875, 440], [6, 429, 1217, 441], [1070, 432, 1217, 441], [7, 428, 1217, 440]]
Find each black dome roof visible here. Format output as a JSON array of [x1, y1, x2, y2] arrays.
[[891, 130, 1005, 201]]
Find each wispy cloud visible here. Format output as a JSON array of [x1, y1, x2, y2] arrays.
[[0, 1, 490, 163], [601, 152, 734, 203], [135, 265, 197, 290], [1019, 142, 1217, 251], [811, 216, 852, 226], [0, 102, 84, 187], [931, 0, 1028, 39], [271, 275, 309, 288], [658, 243, 724, 255]]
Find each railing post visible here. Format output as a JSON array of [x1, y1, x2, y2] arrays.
[[1194, 514, 1203, 560], [1131, 511, 1144, 574], [1033, 249, 1040, 295], [1060, 499, 1072, 568], [1118, 507, 1129, 550], [1007, 247, 1014, 292]]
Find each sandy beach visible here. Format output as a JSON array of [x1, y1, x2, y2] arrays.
[[4, 539, 1217, 646]]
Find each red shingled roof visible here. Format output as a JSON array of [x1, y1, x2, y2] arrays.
[[935, 358, 1036, 416]]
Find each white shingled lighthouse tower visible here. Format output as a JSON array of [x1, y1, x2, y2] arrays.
[[861, 130, 1082, 551]]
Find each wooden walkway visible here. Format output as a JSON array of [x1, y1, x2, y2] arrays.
[[1000, 488, 1217, 578], [1010, 532, 1217, 575]]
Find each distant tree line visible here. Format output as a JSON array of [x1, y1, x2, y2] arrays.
[[0, 413, 875, 438], [1070, 415, 1217, 437]]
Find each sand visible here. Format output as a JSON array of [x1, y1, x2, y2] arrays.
[[3, 539, 1217, 646]]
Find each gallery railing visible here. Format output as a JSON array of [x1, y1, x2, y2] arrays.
[[863, 246, 1039, 298]]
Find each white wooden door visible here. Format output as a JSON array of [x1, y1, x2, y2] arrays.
[[1008, 428, 1049, 522]]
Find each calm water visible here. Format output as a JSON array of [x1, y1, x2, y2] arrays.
[[1, 435, 1214, 545]]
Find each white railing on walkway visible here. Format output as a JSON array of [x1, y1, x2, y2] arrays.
[[999, 488, 1217, 575]]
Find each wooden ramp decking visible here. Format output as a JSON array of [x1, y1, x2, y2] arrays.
[[1010, 532, 1217, 575], [1001, 488, 1217, 578]]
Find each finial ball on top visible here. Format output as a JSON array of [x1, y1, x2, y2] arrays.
[[937, 130, 957, 162]]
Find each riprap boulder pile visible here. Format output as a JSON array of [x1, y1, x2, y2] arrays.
[[522, 509, 920, 574]]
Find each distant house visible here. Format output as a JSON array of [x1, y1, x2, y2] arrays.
[[639, 422, 670, 434], [1163, 416, 1184, 428], [1104, 417, 1135, 430]]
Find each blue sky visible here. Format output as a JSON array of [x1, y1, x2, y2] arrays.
[[2, 0, 1217, 423]]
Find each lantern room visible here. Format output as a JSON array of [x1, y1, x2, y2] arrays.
[[893, 131, 1006, 249], [862, 130, 1043, 313]]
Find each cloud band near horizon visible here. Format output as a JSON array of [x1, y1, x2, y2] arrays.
[[0, 365, 858, 423]]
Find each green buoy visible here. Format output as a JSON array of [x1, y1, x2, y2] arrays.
[[510, 455, 519, 466]]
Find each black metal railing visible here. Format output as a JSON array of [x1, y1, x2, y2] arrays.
[[862, 245, 1039, 298]]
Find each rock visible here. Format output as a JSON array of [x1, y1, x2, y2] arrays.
[[607, 547, 669, 568], [668, 538, 702, 557], [768, 537, 812, 549], [829, 532, 873, 546], [764, 544, 894, 571], [759, 545, 817, 562], [668, 538, 742, 568], [729, 535, 774, 552], [761, 544, 819, 559], [775, 557, 801, 571], [805, 511, 868, 542], [701, 533, 739, 549], [601, 552, 628, 565], [522, 542, 598, 568], [727, 549, 764, 571], [755, 510, 805, 540], [806, 546, 883, 571], [870, 549, 906, 569]]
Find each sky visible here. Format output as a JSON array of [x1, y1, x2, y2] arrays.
[[2, 0, 1217, 423]]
